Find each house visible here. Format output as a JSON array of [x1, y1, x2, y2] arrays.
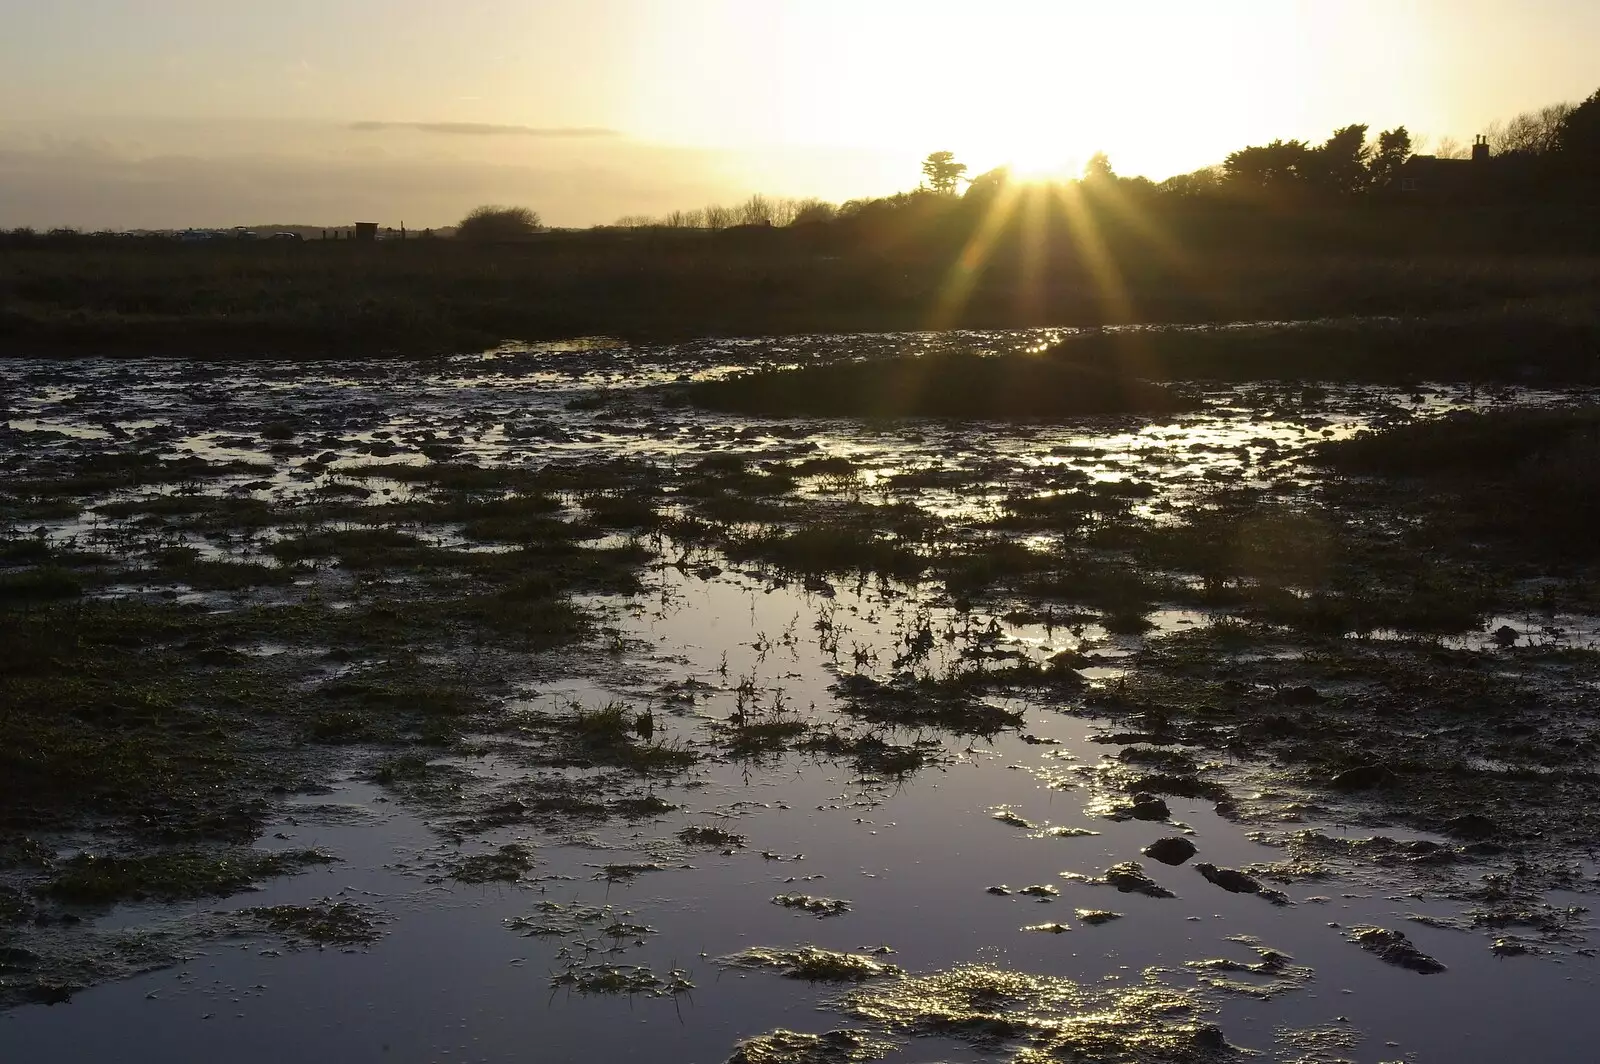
[[1396, 135, 1490, 200]]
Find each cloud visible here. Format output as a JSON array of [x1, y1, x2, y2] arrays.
[[349, 121, 620, 138], [0, 142, 721, 229]]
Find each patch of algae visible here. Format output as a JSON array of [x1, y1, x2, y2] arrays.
[[835, 964, 1235, 1062], [1184, 937, 1314, 999], [719, 947, 902, 983], [724, 1027, 895, 1064]]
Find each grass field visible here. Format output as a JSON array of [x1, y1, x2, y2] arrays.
[[4, 206, 1599, 373]]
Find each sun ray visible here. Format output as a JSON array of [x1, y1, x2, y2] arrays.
[[928, 178, 1025, 332]]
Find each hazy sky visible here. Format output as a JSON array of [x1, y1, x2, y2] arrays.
[[2, 0, 1597, 228]]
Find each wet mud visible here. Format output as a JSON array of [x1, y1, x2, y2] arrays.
[[3, 332, 1600, 1061]]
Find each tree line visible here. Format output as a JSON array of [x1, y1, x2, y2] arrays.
[[563, 86, 1600, 236]]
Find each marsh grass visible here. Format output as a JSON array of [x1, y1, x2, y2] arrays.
[[45, 849, 332, 904], [676, 825, 747, 848], [244, 899, 382, 945], [144, 547, 294, 590], [1315, 405, 1600, 561], [447, 843, 534, 884], [551, 702, 699, 774], [725, 525, 928, 582], [8, 232, 1598, 366], [1049, 297, 1600, 383]]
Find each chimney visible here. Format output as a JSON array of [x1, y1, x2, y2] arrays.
[[1471, 135, 1490, 163]]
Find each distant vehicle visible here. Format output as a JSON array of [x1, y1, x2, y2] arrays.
[[270, 232, 304, 242], [231, 227, 258, 240]]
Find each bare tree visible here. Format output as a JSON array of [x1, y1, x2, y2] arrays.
[[1486, 103, 1573, 156], [769, 198, 801, 227], [1432, 136, 1471, 160], [738, 194, 774, 226], [703, 204, 735, 229]]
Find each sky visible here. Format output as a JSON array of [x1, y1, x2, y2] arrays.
[[1, 0, 1597, 228]]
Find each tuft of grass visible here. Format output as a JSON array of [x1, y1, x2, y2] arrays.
[[676, 824, 747, 848], [244, 899, 383, 945], [447, 843, 534, 884]]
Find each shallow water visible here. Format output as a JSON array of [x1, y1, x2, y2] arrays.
[[3, 333, 1599, 1062]]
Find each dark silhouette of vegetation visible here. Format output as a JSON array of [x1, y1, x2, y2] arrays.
[[1556, 88, 1600, 179], [1367, 127, 1412, 190], [3, 87, 1599, 364], [456, 205, 542, 242], [921, 151, 969, 195], [1083, 152, 1116, 183]]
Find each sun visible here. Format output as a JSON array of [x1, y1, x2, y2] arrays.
[[991, 147, 1081, 184]]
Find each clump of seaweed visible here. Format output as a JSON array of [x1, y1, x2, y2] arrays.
[[724, 1027, 895, 1064], [588, 862, 666, 882], [677, 824, 748, 848], [1075, 909, 1123, 925], [507, 901, 654, 943], [1347, 926, 1446, 974], [243, 899, 384, 946], [446, 843, 534, 884], [1060, 861, 1177, 899], [718, 946, 903, 983], [1185, 937, 1313, 999], [773, 893, 852, 917], [549, 962, 693, 997], [836, 964, 1233, 1062]]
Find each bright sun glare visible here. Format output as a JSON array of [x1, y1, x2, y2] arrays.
[[628, 1, 1382, 187]]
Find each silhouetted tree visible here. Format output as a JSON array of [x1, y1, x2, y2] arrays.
[[1157, 166, 1224, 198], [457, 205, 541, 241], [1224, 140, 1312, 194], [1082, 152, 1116, 183], [921, 151, 968, 195], [791, 199, 838, 225], [1555, 88, 1600, 180], [962, 166, 1011, 204], [1367, 126, 1412, 190], [1310, 124, 1372, 195]]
